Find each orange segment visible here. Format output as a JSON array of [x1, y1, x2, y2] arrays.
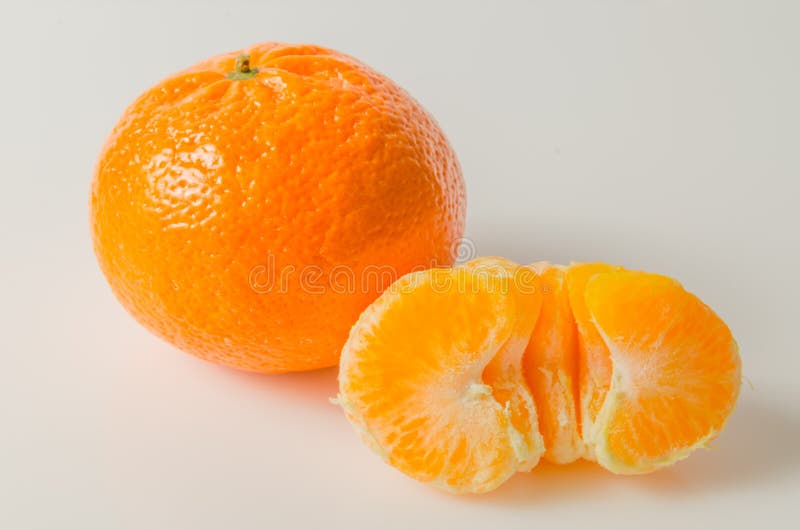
[[564, 262, 623, 456], [522, 262, 584, 464], [337, 258, 544, 493], [585, 271, 741, 473]]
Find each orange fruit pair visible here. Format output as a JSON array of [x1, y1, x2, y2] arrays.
[[337, 258, 741, 493], [91, 42, 465, 373]]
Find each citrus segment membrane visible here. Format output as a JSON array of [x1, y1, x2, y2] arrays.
[[468, 258, 545, 471], [522, 262, 584, 464], [564, 262, 623, 457]]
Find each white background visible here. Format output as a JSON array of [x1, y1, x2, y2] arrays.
[[2, 1, 799, 529]]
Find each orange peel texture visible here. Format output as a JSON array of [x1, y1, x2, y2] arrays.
[[91, 42, 465, 373]]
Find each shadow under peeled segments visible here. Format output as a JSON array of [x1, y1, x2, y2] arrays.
[[467, 391, 798, 505], [641, 391, 800, 495], [477, 460, 618, 507]]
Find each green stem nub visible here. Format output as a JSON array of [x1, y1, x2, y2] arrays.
[[226, 54, 259, 80]]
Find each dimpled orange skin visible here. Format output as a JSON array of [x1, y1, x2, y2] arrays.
[[91, 42, 466, 373]]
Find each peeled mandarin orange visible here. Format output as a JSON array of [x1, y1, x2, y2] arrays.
[[337, 259, 741, 493], [337, 258, 544, 493], [91, 42, 465, 373]]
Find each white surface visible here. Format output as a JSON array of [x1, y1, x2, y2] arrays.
[[2, 1, 799, 529]]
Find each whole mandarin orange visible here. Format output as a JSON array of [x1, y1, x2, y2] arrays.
[[91, 42, 465, 373]]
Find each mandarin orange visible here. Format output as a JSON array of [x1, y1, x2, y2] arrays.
[[91, 42, 465, 373], [337, 259, 740, 493]]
